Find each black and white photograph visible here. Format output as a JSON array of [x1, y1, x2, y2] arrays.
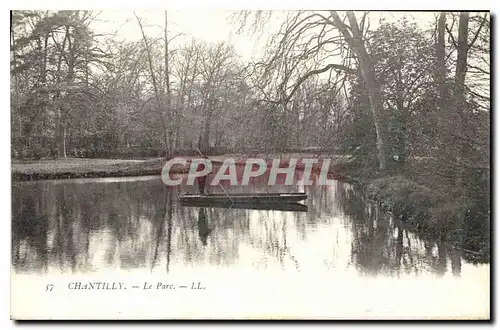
[[9, 9, 490, 320]]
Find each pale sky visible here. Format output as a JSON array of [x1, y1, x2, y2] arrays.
[[91, 10, 268, 61], [90, 10, 440, 62]]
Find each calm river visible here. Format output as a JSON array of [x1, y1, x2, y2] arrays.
[[11, 173, 490, 319]]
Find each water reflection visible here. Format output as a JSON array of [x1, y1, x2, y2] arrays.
[[11, 174, 485, 277], [335, 186, 478, 277], [197, 208, 211, 246]]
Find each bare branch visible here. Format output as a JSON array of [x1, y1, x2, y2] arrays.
[[283, 63, 356, 104], [468, 13, 488, 49]]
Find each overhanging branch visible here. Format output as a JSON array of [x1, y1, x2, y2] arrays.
[[283, 63, 356, 104], [468, 13, 488, 48]]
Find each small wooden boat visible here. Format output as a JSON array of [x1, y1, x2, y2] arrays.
[[180, 200, 308, 212], [178, 192, 307, 204]]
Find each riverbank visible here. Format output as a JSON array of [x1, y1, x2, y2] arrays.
[[11, 158, 170, 181], [11, 153, 350, 181], [360, 175, 490, 262], [12, 155, 489, 262]]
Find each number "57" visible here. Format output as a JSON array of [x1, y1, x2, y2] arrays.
[[45, 284, 54, 292]]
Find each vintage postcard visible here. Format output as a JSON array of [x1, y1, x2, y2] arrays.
[[10, 9, 490, 320]]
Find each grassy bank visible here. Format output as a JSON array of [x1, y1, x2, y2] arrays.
[[363, 175, 489, 261], [11, 153, 349, 181], [11, 158, 173, 181]]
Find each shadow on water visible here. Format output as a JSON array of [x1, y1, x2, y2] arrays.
[[11, 174, 488, 277], [197, 208, 211, 246], [335, 185, 485, 277]]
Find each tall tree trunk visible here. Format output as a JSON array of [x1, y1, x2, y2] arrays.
[[331, 11, 390, 171], [54, 32, 67, 158], [453, 12, 470, 191], [435, 12, 456, 182], [455, 12, 470, 95], [135, 13, 167, 151], [57, 119, 67, 158], [85, 42, 89, 87], [164, 11, 173, 157], [11, 18, 21, 140], [202, 107, 211, 152], [63, 125, 67, 158], [65, 25, 75, 82], [436, 12, 447, 97], [435, 11, 447, 129], [41, 32, 49, 85], [281, 102, 289, 150]]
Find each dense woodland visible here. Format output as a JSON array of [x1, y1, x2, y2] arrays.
[[10, 11, 490, 253], [11, 10, 489, 160]]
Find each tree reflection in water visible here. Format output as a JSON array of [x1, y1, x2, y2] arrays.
[[11, 175, 477, 276], [197, 208, 211, 246], [335, 183, 468, 277]]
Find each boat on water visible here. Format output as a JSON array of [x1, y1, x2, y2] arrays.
[[178, 192, 307, 204], [179, 199, 308, 212]]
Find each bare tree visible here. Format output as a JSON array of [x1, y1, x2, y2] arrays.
[[134, 12, 171, 155], [238, 10, 391, 169]]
